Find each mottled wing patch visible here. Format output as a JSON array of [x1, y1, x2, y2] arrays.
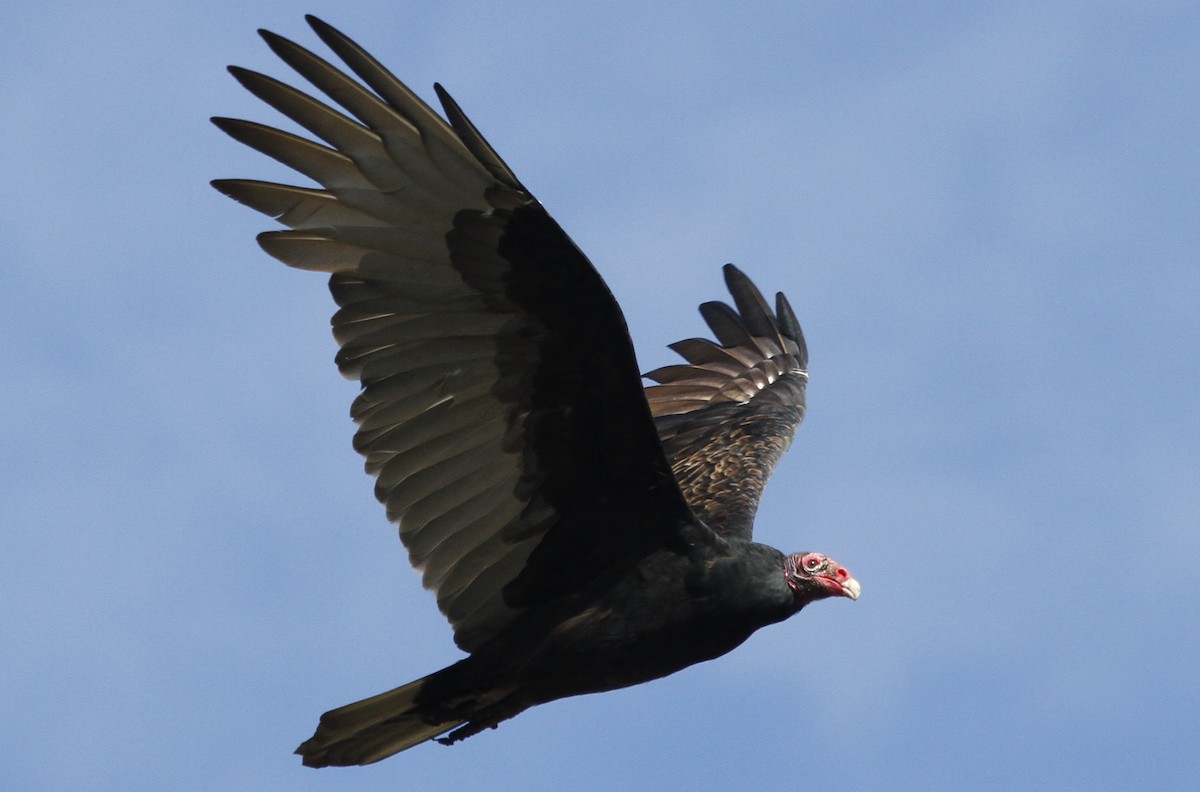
[[644, 265, 808, 540]]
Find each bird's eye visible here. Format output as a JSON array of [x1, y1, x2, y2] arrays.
[[802, 554, 822, 571]]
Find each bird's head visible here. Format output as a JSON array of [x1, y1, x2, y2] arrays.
[[784, 552, 860, 607]]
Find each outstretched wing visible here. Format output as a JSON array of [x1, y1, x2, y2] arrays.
[[213, 16, 697, 652], [644, 265, 809, 541]]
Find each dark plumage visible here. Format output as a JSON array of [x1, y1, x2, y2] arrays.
[[213, 16, 860, 768]]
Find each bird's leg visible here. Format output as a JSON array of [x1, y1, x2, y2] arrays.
[[433, 694, 526, 745]]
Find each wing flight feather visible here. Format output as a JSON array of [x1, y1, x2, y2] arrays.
[[645, 265, 809, 540], [214, 17, 696, 652]]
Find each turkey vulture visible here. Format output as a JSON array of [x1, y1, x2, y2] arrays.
[[213, 15, 860, 768]]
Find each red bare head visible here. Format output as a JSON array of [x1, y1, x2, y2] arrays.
[[784, 552, 861, 606]]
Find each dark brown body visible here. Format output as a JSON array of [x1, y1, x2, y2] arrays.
[[299, 538, 804, 764]]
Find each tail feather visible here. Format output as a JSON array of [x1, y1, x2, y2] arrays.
[[296, 674, 465, 767]]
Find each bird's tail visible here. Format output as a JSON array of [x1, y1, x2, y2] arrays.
[[295, 671, 466, 767]]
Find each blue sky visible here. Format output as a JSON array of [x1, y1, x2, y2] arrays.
[[3, 1, 1198, 789]]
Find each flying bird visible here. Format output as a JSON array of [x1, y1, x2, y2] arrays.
[[213, 15, 860, 768]]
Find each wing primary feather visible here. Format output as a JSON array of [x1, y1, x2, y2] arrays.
[[776, 292, 808, 368], [255, 28, 486, 212], [698, 301, 753, 348], [669, 338, 764, 370], [211, 117, 368, 191], [302, 15, 489, 186], [210, 179, 387, 229], [722, 264, 778, 338], [226, 66, 375, 150], [642, 366, 732, 389], [256, 29, 416, 141], [433, 83, 527, 193]]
